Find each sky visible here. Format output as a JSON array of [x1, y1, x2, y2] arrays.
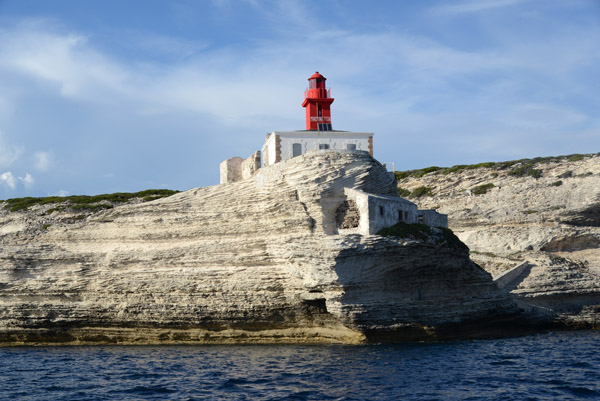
[[0, 0, 599, 198]]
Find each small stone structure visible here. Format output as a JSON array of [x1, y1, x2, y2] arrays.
[[219, 157, 243, 184], [220, 151, 261, 184], [338, 187, 446, 235]]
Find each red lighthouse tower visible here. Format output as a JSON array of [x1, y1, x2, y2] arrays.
[[302, 72, 334, 131]]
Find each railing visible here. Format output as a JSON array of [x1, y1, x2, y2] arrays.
[[304, 87, 332, 99], [310, 116, 331, 122]]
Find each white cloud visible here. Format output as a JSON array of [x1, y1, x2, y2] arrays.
[[0, 171, 34, 191], [20, 173, 34, 187], [0, 172, 16, 189], [429, 0, 525, 16], [53, 189, 69, 197], [0, 21, 130, 102], [0, 131, 23, 169], [33, 151, 53, 171]]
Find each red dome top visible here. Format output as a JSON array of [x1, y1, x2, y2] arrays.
[[308, 71, 326, 80]]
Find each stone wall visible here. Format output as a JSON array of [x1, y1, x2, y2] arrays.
[[241, 151, 261, 180], [418, 210, 448, 228], [220, 152, 262, 184], [342, 188, 419, 235], [219, 157, 243, 184]]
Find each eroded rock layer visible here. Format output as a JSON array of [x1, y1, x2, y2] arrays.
[[397, 154, 600, 328], [0, 152, 541, 345]]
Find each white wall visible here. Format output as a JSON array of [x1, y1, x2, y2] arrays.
[[262, 131, 373, 166], [279, 135, 370, 161], [261, 134, 277, 166], [343, 188, 420, 235]]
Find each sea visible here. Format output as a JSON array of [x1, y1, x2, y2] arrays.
[[0, 331, 598, 401]]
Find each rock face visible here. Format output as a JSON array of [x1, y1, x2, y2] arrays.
[[0, 152, 548, 345], [396, 154, 600, 328]]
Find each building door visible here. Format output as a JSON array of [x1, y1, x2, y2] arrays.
[[292, 143, 302, 157]]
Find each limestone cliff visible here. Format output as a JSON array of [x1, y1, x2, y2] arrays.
[[0, 152, 546, 345], [396, 154, 600, 328]]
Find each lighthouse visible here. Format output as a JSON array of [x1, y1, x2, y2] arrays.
[[259, 72, 374, 166], [302, 72, 334, 131]]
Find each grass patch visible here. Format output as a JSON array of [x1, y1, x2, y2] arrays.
[[377, 222, 431, 240], [550, 180, 563, 187], [377, 223, 468, 251], [568, 154, 584, 162], [397, 187, 411, 197], [471, 183, 495, 195], [2, 189, 179, 212], [394, 153, 592, 180], [524, 210, 538, 214], [508, 165, 542, 178], [411, 186, 433, 198]]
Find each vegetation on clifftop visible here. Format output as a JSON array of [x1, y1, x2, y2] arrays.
[[394, 153, 595, 180], [377, 222, 469, 251], [397, 186, 434, 198], [1, 189, 179, 212]]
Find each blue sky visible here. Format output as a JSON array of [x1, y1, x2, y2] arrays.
[[0, 0, 599, 198]]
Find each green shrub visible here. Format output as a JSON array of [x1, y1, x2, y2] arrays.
[[393, 153, 592, 181], [509, 165, 542, 178], [558, 170, 573, 179], [394, 171, 410, 180], [413, 166, 443, 177], [410, 186, 433, 198], [471, 183, 495, 195], [524, 210, 538, 214], [567, 154, 584, 162], [2, 189, 179, 212], [377, 223, 469, 251], [550, 180, 563, 187], [377, 222, 431, 240], [397, 187, 411, 197]]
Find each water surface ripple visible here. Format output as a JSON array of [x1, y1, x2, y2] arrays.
[[1, 331, 599, 400]]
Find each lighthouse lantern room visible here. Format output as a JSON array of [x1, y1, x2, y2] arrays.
[[302, 72, 334, 131]]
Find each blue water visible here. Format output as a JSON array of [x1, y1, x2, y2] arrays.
[[0, 331, 599, 400]]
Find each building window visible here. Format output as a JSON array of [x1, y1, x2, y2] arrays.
[[292, 143, 302, 157], [318, 123, 332, 131], [347, 144, 356, 151], [379, 206, 384, 216], [319, 144, 330, 150], [398, 210, 403, 221]]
